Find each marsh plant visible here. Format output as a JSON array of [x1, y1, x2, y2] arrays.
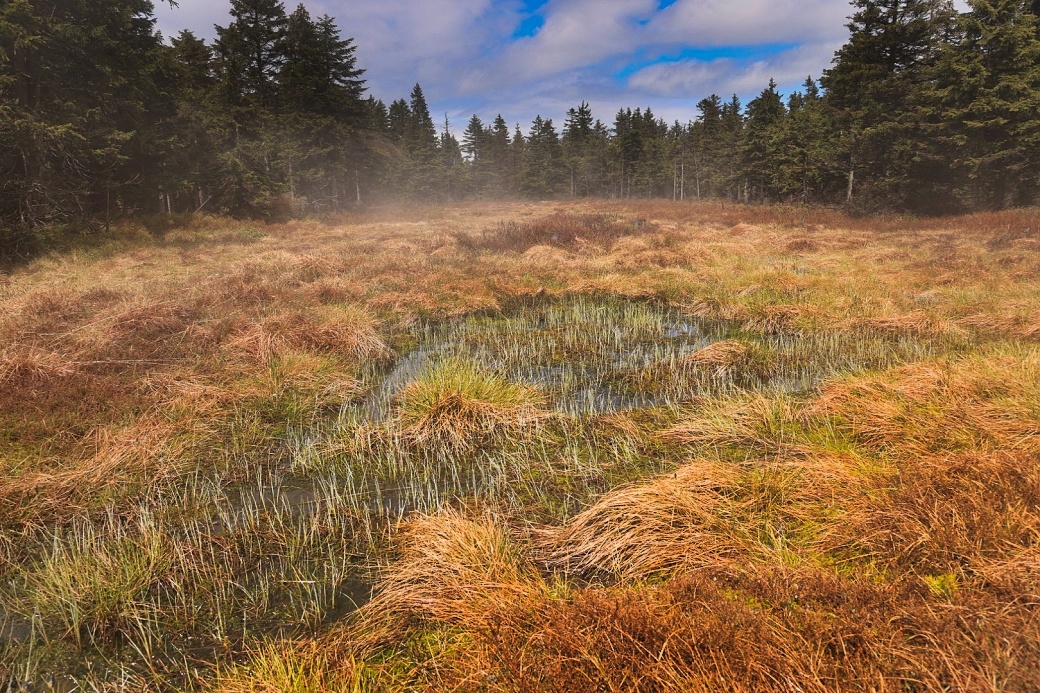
[[2, 201, 1039, 690]]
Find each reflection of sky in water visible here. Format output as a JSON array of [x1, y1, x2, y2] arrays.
[[347, 297, 726, 421], [342, 295, 946, 424]]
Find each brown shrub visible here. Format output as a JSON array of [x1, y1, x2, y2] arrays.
[[456, 213, 653, 253]]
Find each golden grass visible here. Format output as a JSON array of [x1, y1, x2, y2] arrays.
[[2, 199, 1040, 689], [537, 460, 747, 581]]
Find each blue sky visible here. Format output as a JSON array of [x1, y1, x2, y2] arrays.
[[153, 0, 860, 132]]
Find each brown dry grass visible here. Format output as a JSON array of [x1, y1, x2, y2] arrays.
[[3, 199, 1040, 690]]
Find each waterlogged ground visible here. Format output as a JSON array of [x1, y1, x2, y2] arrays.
[[349, 294, 953, 420], [1, 202, 1039, 691]]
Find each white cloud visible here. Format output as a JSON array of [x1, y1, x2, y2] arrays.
[[153, 0, 864, 130], [153, 0, 232, 40], [627, 41, 841, 99], [647, 0, 850, 46]]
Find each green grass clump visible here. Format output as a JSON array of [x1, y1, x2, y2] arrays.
[[396, 359, 548, 445]]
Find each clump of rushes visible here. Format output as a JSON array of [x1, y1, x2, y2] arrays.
[[25, 518, 171, 648], [395, 359, 549, 447], [454, 213, 650, 254], [0, 346, 77, 387], [680, 339, 774, 380], [227, 305, 390, 365], [214, 641, 368, 693]]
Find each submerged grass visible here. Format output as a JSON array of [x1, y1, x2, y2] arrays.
[[2, 200, 1039, 690]]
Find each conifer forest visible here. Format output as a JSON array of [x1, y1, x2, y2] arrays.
[[2, 0, 1040, 257]]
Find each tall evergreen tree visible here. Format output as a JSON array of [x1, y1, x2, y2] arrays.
[[741, 79, 787, 202], [521, 116, 564, 198], [931, 0, 1040, 208], [215, 0, 288, 110], [822, 0, 956, 209], [0, 0, 166, 237]]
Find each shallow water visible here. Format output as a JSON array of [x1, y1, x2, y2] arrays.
[[348, 296, 730, 421]]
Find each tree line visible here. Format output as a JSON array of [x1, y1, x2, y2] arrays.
[[2, 0, 1039, 256]]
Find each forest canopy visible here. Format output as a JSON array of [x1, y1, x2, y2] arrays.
[[1, 0, 1039, 257]]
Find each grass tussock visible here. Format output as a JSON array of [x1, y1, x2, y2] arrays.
[[360, 510, 543, 635], [812, 350, 1040, 454], [827, 450, 1040, 577], [0, 345, 78, 386], [4, 200, 1040, 689], [26, 520, 171, 647], [538, 461, 746, 581], [396, 359, 549, 445], [215, 641, 368, 693], [464, 567, 1040, 693], [227, 306, 389, 365]]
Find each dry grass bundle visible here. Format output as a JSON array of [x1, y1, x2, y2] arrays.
[[362, 510, 542, 631], [227, 306, 389, 364], [456, 213, 652, 254], [742, 304, 812, 335], [846, 311, 963, 339], [812, 351, 1040, 455], [0, 345, 78, 386], [682, 339, 773, 379], [465, 566, 1040, 693], [0, 418, 184, 526], [660, 393, 803, 455], [395, 359, 549, 446], [824, 450, 1040, 576], [538, 461, 747, 582]]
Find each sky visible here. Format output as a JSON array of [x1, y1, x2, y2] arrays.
[[152, 0, 863, 132]]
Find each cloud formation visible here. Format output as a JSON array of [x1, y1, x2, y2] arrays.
[[153, 0, 858, 130]]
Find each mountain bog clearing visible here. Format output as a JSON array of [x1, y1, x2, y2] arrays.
[[2, 201, 1040, 691]]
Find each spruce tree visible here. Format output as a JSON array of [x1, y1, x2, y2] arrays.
[[741, 79, 786, 202], [822, 0, 956, 209], [563, 101, 597, 197], [215, 0, 288, 109], [521, 116, 564, 198], [932, 0, 1040, 208], [0, 0, 166, 236]]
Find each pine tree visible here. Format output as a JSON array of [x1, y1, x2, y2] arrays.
[[405, 83, 438, 158], [521, 116, 564, 198], [690, 94, 724, 199], [215, 0, 288, 109], [461, 114, 485, 196], [160, 30, 220, 211], [770, 77, 841, 201], [0, 0, 166, 236], [931, 0, 1040, 208], [741, 79, 787, 202], [562, 101, 597, 197], [822, 0, 956, 209], [720, 95, 746, 200], [486, 115, 511, 197]]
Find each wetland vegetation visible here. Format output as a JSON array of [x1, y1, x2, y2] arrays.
[[1, 200, 1039, 691]]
